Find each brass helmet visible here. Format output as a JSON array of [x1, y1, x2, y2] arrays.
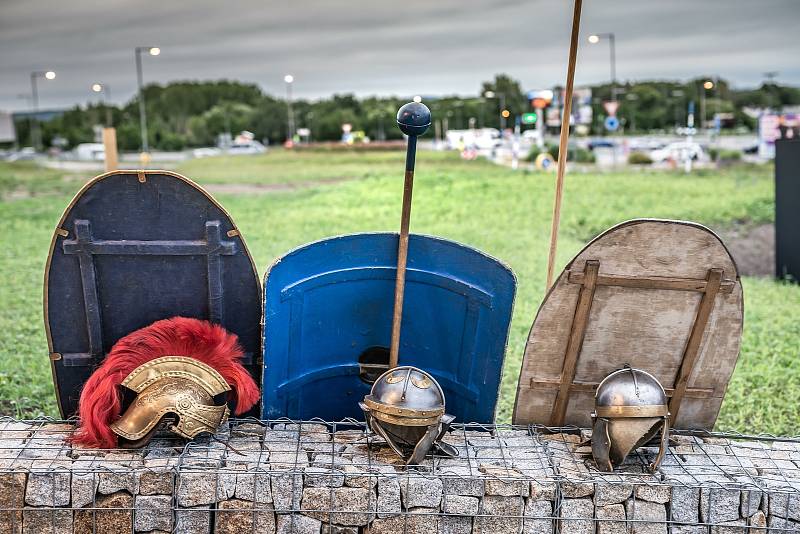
[[591, 366, 670, 472], [360, 366, 458, 464], [110, 356, 231, 447]]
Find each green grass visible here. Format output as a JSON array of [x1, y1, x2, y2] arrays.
[[1, 152, 797, 434], [177, 150, 408, 185], [0, 161, 88, 199]]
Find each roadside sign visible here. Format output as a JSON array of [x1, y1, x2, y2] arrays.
[[604, 116, 619, 132], [528, 89, 554, 110], [535, 153, 555, 170], [603, 101, 619, 117], [521, 112, 537, 124]]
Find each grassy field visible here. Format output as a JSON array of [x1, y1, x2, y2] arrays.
[[1, 151, 797, 434]]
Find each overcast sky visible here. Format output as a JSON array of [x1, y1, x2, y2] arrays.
[[1, 0, 798, 112]]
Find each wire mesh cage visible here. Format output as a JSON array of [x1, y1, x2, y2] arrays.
[[0, 417, 798, 533]]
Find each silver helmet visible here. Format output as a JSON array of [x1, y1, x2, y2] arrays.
[[591, 366, 670, 472], [360, 366, 458, 465]]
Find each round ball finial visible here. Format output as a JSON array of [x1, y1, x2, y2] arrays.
[[397, 102, 431, 136]]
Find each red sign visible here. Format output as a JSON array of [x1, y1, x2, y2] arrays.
[[603, 101, 619, 117]]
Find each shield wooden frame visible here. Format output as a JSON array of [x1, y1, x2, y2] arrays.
[[513, 219, 743, 430]]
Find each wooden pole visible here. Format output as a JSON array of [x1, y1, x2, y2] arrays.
[[389, 135, 418, 369], [545, 0, 583, 291], [102, 127, 118, 172]]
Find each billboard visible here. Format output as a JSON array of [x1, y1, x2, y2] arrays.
[[759, 113, 800, 158], [0, 112, 16, 143], [545, 88, 593, 127]]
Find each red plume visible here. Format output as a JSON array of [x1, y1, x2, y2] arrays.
[[72, 317, 259, 448]]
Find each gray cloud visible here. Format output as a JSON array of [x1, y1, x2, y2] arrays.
[[1, 0, 798, 111]]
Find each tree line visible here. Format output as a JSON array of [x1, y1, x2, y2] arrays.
[[12, 75, 800, 151]]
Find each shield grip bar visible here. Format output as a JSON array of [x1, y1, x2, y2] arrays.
[[61, 219, 237, 366]]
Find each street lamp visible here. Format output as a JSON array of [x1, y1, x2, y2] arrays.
[[29, 70, 56, 151], [135, 46, 160, 157], [671, 89, 685, 129], [92, 83, 112, 126], [700, 79, 716, 132], [284, 74, 295, 142], [588, 33, 617, 101], [484, 90, 507, 130]]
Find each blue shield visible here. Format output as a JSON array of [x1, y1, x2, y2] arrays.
[[262, 233, 516, 423], [45, 171, 262, 417]]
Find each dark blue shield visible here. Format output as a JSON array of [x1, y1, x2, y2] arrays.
[[262, 233, 516, 423], [45, 171, 262, 417]]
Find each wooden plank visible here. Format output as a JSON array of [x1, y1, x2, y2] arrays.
[[567, 271, 735, 294], [669, 268, 723, 421], [527, 378, 716, 398], [102, 127, 118, 172], [549, 259, 598, 426]]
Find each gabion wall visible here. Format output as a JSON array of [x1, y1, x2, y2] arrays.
[[0, 419, 798, 533]]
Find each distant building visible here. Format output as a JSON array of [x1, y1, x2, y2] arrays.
[[12, 109, 66, 123]]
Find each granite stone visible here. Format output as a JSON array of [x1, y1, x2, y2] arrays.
[[400, 475, 443, 508], [596, 504, 627, 534], [624, 500, 667, 534], [301, 486, 375, 526], [73, 491, 133, 534], [216, 498, 276, 533], [134, 494, 173, 532], [559, 498, 594, 534], [523, 499, 553, 534]]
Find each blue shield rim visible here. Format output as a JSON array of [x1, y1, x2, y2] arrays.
[[261, 232, 517, 424]]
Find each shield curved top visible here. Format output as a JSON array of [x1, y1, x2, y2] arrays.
[[262, 233, 516, 423], [513, 219, 743, 430], [45, 170, 262, 417]]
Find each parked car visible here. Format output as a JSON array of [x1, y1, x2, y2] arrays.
[[5, 147, 37, 161], [587, 138, 615, 150], [649, 141, 707, 163], [226, 140, 267, 155], [192, 147, 222, 158], [73, 143, 105, 161]]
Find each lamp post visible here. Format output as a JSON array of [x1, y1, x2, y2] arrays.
[[92, 83, 112, 126], [483, 90, 507, 130], [588, 33, 616, 102], [29, 70, 56, 152], [671, 89, 685, 130], [16, 94, 32, 148], [284, 74, 295, 143], [763, 71, 779, 111], [701, 79, 714, 132], [134, 46, 160, 159]]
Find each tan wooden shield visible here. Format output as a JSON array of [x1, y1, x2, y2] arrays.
[[512, 219, 743, 430]]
